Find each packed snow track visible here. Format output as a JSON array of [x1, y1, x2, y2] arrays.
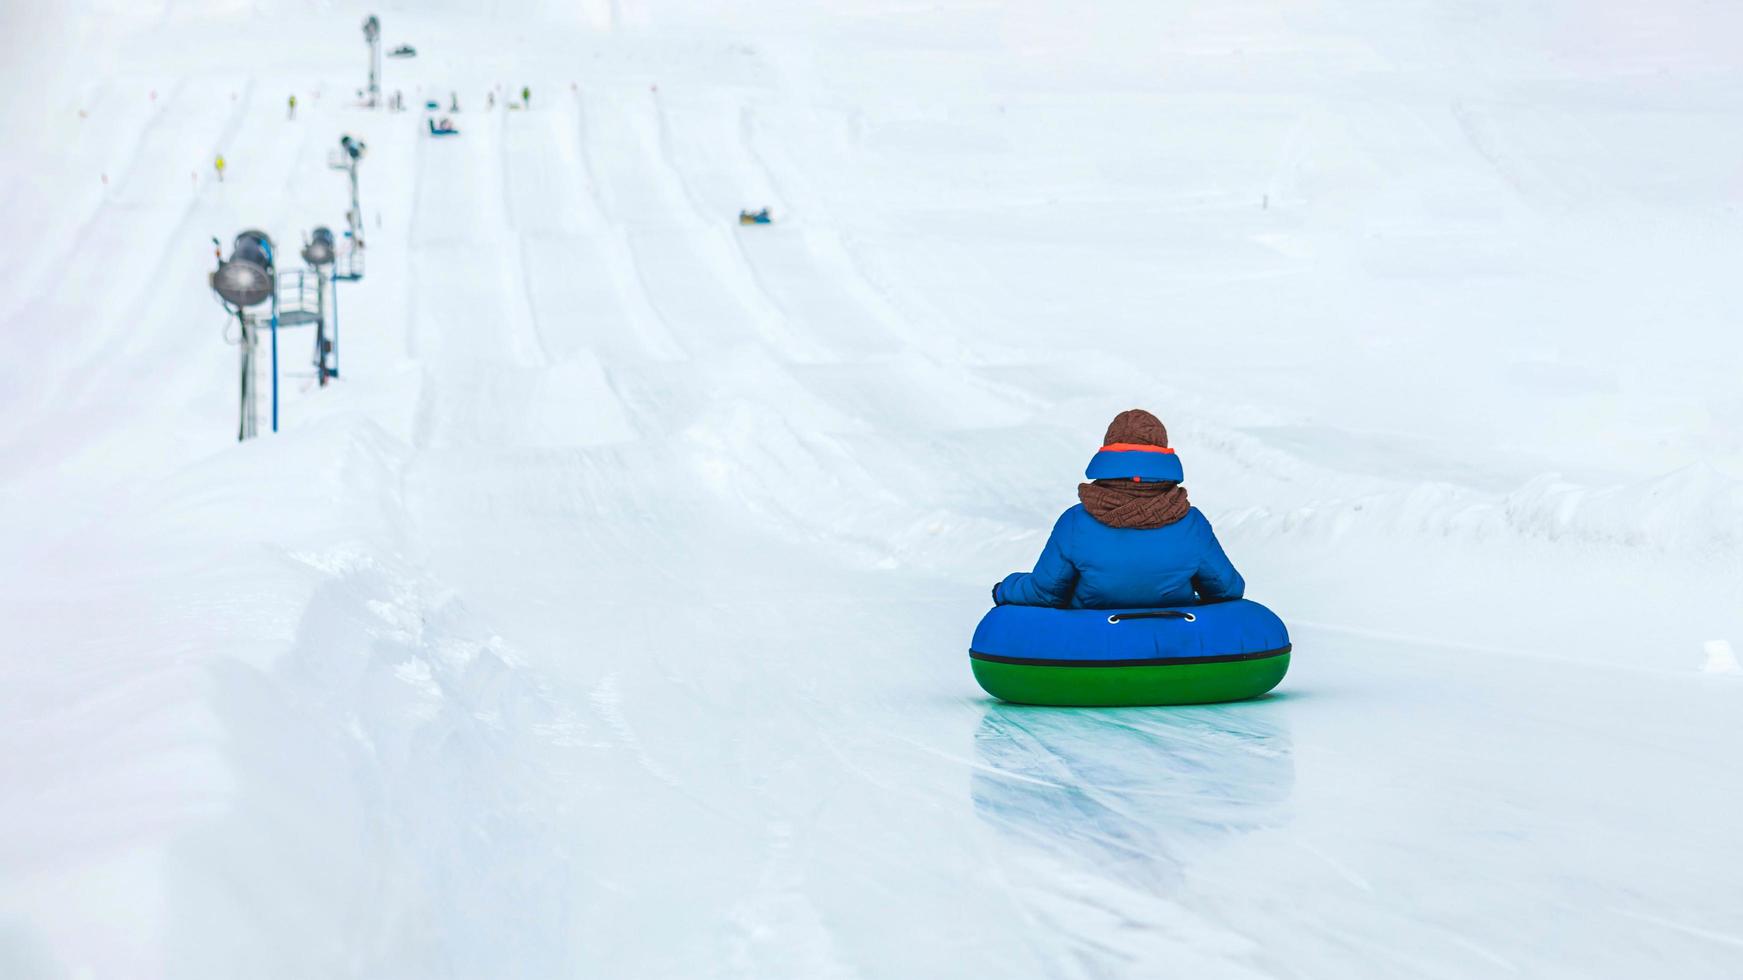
[[3, 2, 1742, 978]]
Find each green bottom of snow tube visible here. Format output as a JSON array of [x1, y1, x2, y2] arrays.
[[970, 650, 1290, 707]]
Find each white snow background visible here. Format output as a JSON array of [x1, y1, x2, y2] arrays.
[[2, 0, 1742, 977]]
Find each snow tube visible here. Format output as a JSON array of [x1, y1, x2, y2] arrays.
[[970, 599, 1290, 706]]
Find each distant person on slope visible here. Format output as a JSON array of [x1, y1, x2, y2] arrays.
[[521, 85, 530, 107], [993, 409, 1244, 609]]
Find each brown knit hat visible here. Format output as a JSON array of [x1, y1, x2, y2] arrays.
[[1102, 409, 1169, 449]]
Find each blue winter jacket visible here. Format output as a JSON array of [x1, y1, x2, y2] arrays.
[[994, 505, 1244, 609]]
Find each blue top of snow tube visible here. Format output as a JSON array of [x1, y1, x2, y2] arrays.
[[971, 598, 1289, 666], [1085, 445, 1184, 483]]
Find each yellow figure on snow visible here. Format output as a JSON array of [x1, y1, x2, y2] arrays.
[[214, 154, 226, 182]]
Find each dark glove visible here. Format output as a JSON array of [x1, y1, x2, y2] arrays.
[[990, 582, 1001, 605]]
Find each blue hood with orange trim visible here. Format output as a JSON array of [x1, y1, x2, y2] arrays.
[[1085, 443, 1183, 483]]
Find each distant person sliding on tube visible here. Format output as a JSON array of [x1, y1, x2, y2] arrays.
[[993, 409, 1244, 609]]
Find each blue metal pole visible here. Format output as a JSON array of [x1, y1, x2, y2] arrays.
[[270, 286, 280, 433], [331, 273, 340, 379]]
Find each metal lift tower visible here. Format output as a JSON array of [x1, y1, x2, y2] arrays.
[[210, 231, 278, 439], [362, 15, 381, 108]]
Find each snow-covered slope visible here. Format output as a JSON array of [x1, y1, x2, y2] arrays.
[[2, 2, 1741, 977]]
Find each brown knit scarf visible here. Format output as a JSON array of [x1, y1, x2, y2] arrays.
[[1079, 479, 1191, 529]]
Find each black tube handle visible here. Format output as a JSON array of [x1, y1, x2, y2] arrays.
[[1107, 610, 1196, 624]]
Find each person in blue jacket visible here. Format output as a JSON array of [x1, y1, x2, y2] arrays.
[[994, 409, 1244, 609]]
